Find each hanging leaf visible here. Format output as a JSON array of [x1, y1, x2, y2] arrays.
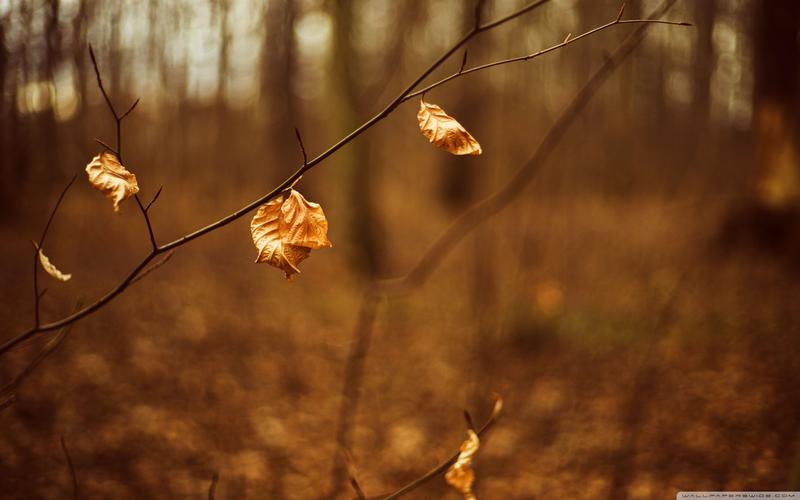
[[35, 243, 72, 282], [85, 152, 139, 212], [417, 99, 482, 156], [250, 189, 332, 279], [445, 430, 480, 500]]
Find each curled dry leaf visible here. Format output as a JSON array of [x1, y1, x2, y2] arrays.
[[85, 152, 139, 212], [417, 99, 482, 156], [250, 189, 332, 279], [445, 429, 480, 500], [35, 244, 71, 282]]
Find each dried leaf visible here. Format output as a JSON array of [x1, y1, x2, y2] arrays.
[[445, 429, 480, 500], [85, 152, 139, 212], [417, 100, 482, 156], [36, 244, 71, 282], [250, 189, 332, 279]]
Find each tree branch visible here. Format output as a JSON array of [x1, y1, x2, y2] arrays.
[[404, 16, 690, 102]]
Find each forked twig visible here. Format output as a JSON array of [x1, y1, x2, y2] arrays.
[[89, 45, 158, 250]]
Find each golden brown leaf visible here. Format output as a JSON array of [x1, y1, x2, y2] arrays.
[[250, 189, 332, 279], [417, 99, 482, 156], [35, 244, 72, 282], [445, 429, 480, 500], [85, 152, 139, 212]]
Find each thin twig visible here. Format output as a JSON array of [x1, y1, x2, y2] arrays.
[[60, 435, 79, 500], [33, 174, 77, 327], [458, 49, 468, 74], [134, 194, 159, 250], [93, 138, 118, 155], [404, 16, 690, 102], [144, 186, 164, 212], [88, 45, 118, 120], [120, 97, 140, 120], [295, 128, 308, 167], [208, 472, 219, 500]]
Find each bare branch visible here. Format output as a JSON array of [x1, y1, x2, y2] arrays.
[[617, 2, 626, 22], [60, 435, 79, 500], [404, 16, 691, 102], [88, 44, 118, 120]]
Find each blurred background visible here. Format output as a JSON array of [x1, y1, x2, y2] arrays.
[[1, 0, 799, 498]]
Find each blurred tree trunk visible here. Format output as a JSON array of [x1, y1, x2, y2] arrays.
[[752, 0, 800, 208], [71, 0, 91, 136], [260, 0, 300, 180], [331, 0, 383, 278], [108, 4, 121, 97], [692, 0, 715, 125], [0, 15, 8, 216], [41, 0, 61, 175]]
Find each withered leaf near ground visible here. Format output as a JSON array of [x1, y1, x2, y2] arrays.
[[417, 100, 482, 156], [250, 189, 332, 279], [35, 243, 72, 282], [85, 152, 139, 212], [445, 429, 480, 500]]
